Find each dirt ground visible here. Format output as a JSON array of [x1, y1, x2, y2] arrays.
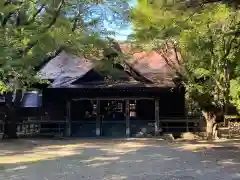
[[0, 138, 240, 180]]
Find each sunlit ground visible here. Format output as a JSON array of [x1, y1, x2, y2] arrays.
[[0, 139, 155, 164], [1, 138, 240, 180], [175, 143, 221, 151], [174, 138, 240, 152], [1, 138, 240, 164]]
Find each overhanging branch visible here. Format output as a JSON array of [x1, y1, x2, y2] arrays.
[[24, 4, 46, 25], [20, 0, 64, 56]]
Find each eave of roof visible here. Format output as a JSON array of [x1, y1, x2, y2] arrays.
[[37, 51, 93, 80], [119, 43, 182, 85]]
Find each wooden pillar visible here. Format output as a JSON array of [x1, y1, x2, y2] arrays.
[[66, 100, 71, 136], [154, 99, 160, 136], [96, 100, 101, 136], [125, 99, 130, 137], [186, 116, 189, 132]]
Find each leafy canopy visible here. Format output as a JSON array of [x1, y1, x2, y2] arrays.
[[0, 0, 131, 92], [130, 0, 240, 112]]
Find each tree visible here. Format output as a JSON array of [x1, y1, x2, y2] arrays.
[[130, 0, 240, 139], [0, 0, 131, 139], [0, 0, 130, 88]]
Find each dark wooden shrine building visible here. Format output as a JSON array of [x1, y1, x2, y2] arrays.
[[38, 45, 185, 137]]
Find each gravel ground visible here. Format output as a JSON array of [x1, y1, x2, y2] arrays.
[[0, 138, 240, 180]]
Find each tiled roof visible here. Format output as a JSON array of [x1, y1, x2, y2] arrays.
[[119, 44, 182, 87], [38, 42, 182, 88], [38, 51, 93, 80]]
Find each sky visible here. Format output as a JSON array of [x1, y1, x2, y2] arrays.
[[104, 22, 133, 41], [84, 0, 136, 41], [104, 0, 136, 41]]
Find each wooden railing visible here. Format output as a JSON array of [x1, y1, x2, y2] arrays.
[[218, 115, 240, 138], [0, 120, 66, 136], [0, 117, 201, 136]]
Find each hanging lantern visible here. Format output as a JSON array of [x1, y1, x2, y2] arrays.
[[21, 91, 42, 108]]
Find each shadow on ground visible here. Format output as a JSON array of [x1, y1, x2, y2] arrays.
[[0, 138, 164, 166], [1, 138, 240, 180], [173, 138, 240, 168]]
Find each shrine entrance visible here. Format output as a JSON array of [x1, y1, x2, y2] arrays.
[[69, 97, 159, 137]]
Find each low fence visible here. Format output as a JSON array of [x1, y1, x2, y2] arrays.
[[0, 120, 66, 136], [218, 116, 240, 138], [160, 118, 201, 132], [0, 117, 201, 137]]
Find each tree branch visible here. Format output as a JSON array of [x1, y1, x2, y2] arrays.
[[24, 4, 46, 25], [45, 0, 64, 30], [1, 12, 14, 27], [155, 48, 183, 79], [4, 0, 22, 6], [187, 0, 240, 5], [20, 0, 64, 56], [172, 43, 181, 66], [222, 36, 236, 61], [72, 17, 78, 32], [1, 0, 24, 27], [207, 24, 215, 58]]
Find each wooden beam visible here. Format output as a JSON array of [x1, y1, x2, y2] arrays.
[[66, 100, 71, 136], [96, 100, 101, 136], [72, 97, 155, 101], [154, 99, 160, 136], [125, 99, 130, 137]]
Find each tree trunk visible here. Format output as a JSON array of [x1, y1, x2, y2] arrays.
[[3, 119, 17, 139], [206, 118, 216, 140], [202, 110, 218, 140], [2, 90, 22, 140]]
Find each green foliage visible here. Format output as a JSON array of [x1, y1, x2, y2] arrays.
[[0, 0, 131, 93], [0, 81, 8, 94], [131, 0, 240, 112], [230, 78, 240, 111]]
